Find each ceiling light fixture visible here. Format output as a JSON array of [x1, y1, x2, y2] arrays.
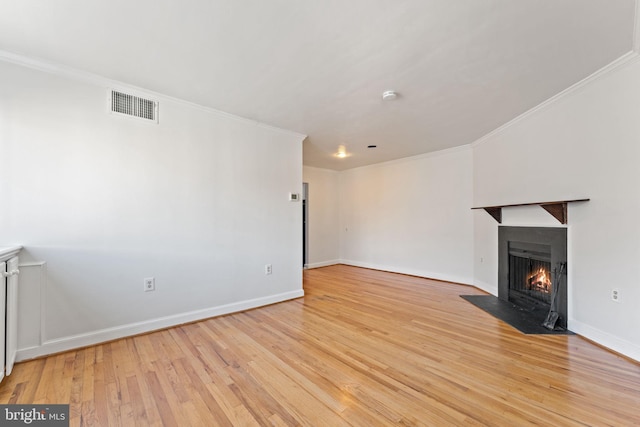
[[334, 145, 349, 159], [382, 90, 398, 101]]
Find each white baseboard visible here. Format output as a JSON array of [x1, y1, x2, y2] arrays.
[[472, 280, 498, 296], [305, 259, 340, 269], [339, 259, 473, 286], [569, 319, 640, 363], [16, 289, 304, 361]]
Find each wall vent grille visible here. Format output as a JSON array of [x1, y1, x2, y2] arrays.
[[110, 90, 158, 122]]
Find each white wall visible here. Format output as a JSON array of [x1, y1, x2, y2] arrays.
[[338, 147, 474, 284], [0, 58, 305, 359], [302, 166, 340, 268], [473, 56, 640, 361]]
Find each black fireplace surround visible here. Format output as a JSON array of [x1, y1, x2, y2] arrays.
[[498, 226, 568, 330]]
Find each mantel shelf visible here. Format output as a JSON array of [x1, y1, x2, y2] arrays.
[[471, 199, 590, 224]]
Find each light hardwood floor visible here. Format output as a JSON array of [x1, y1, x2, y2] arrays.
[[1, 265, 639, 426]]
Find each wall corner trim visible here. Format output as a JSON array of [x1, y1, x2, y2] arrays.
[[305, 260, 341, 269]]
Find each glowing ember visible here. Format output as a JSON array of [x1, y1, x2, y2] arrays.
[[527, 267, 552, 293]]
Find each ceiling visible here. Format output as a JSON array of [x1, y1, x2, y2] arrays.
[[0, 1, 636, 170]]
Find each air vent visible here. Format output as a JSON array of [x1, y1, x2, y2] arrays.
[[110, 90, 158, 122]]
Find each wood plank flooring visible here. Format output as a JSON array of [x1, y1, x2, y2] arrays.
[[1, 264, 639, 426]]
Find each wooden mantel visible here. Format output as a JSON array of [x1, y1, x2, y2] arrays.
[[472, 199, 590, 224]]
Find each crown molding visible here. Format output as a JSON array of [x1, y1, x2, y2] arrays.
[[302, 165, 341, 174], [341, 144, 472, 174], [0, 49, 307, 142], [472, 50, 640, 149]]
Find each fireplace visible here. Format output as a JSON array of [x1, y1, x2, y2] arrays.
[[498, 227, 568, 330]]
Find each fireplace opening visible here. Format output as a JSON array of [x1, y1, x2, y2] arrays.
[[508, 242, 552, 310], [499, 227, 568, 331]]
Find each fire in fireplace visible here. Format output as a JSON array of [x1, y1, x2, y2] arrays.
[[508, 241, 553, 309], [528, 267, 551, 293]]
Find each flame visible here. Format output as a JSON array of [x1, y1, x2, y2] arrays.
[[527, 267, 552, 293]]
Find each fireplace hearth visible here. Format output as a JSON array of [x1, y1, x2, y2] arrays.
[[499, 226, 568, 330]]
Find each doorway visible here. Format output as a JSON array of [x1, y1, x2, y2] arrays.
[[302, 182, 309, 268]]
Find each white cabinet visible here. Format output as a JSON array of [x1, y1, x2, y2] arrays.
[[0, 247, 21, 384]]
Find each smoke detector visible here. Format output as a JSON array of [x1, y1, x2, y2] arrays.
[[382, 90, 398, 101]]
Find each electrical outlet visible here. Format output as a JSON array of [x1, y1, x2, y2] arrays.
[[611, 288, 620, 303], [265, 264, 272, 275], [144, 277, 155, 292]]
